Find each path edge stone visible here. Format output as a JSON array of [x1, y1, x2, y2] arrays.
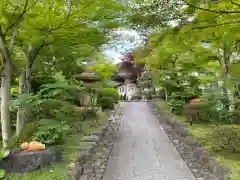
[[149, 101, 230, 180], [68, 103, 123, 180]]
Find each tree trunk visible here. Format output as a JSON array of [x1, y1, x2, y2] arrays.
[[26, 60, 32, 94], [164, 88, 168, 101], [1, 59, 11, 148], [16, 71, 26, 136]]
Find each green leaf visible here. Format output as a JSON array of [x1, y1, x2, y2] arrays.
[[0, 169, 5, 178]]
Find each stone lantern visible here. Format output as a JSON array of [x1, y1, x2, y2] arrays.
[[75, 71, 101, 106]]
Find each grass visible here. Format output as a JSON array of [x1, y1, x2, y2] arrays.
[[9, 110, 107, 180], [156, 100, 240, 180]]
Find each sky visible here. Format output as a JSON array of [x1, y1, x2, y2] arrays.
[[102, 28, 143, 64], [102, 22, 179, 64]]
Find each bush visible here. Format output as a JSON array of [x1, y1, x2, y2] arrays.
[[28, 98, 77, 120], [7, 122, 38, 148], [183, 100, 220, 123], [99, 97, 114, 110], [219, 110, 240, 124], [32, 119, 70, 146], [168, 91, 198, 115], [211, 125, 240, 153], [168, 99, 185, 115], [98, 88, 119, 103]]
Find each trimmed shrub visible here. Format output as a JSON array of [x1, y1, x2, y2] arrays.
[[98, 88, 120, 103], [99, 96, 114, 110], [211, 125, 240, 153]]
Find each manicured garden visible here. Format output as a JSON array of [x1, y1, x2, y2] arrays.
[[9, 110, 107, 180], [156, 101, 240, 180]]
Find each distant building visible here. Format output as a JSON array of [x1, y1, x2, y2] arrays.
[[112, 53, 145, 100]]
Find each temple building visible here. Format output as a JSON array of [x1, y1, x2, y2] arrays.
[[112, 52, 145, 100]]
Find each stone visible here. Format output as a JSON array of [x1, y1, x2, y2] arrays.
[[67, 104, 123, 180], [77, 152, 90, 165], [175, 127, 189, 137], [0, 148, 62, 173], [68, 162, 83, 180], [150, 102, 227, 180], [81, 135, 100, 142], [194, 147, 212, 164], [166, 118, 175, 125], [194, 147, 207, 159], [206, 159, 228, 179], [91, 127, 104, 136], [182, 136, 200, 146], [79, 142, 96, 152]]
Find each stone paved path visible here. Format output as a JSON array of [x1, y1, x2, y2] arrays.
[[102, 102, 197, 180]]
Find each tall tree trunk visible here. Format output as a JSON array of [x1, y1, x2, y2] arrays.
[[164, 88, 168, 101], [16, 71, 26, 136], [221, 48, 231, 111], [1, 59, 11, 148], [26, 60, 32, 94]]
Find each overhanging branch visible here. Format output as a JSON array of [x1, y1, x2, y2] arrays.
[[183, 0, 240, 14]]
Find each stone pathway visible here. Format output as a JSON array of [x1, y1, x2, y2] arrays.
[[102, 102, 197, 180]]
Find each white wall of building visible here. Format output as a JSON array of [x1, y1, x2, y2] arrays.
[[117, 83, 137, 100]]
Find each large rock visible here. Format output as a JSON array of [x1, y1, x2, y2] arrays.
[[0, 148, 62, 173]]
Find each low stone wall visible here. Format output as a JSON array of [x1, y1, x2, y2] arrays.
[[150, 101, 229, 180], [68, 104, 123, 180]]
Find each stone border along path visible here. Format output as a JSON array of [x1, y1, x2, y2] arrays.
[[102, 102, 197, 180], [68, 103, 124, 180], [150, 101, 229, 180]]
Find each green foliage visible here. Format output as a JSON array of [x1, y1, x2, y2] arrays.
[[168, 99, 186, 115], [31, 74, 56, 94], [130, 1, 240, 178], [0, 148, 8, 178], [9, 83, 82, 120], [168, 91, 199, 115], [89, 59, 116, 80], [220, 110, 240, 124], [7, 122, 38, 148], [99, 97, 114, 110], [212, 125, 240, 153], [0, 149, 9, 160], [33, 119, 70, 146], [98, 88, 120, 103], [0, 169, 5, 179]]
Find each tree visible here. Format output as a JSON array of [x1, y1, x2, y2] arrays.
[[0, 0, 33, 147], [128, 0, 240, 30], [133, 4, 240, 121], [0, 0, 126, 146], [89, 57, 117, 80]]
